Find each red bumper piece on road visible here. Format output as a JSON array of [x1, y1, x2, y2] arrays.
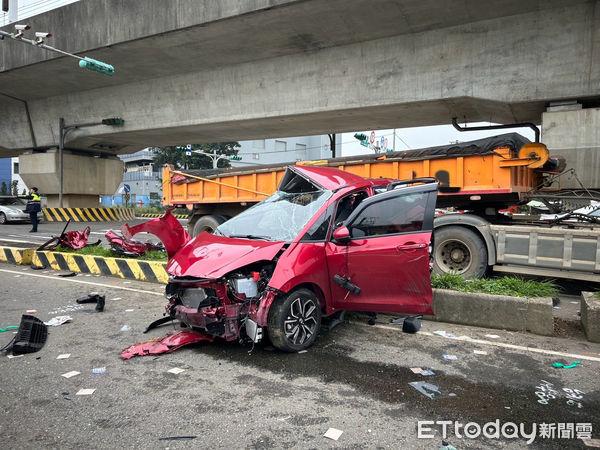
[[121, 330, 213, 360]]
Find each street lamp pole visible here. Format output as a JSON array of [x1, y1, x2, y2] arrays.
[[192, 150, 229, 169]]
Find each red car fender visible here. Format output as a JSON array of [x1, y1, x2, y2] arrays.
[[266, 242, 333, 315], [255, 290, 277, 327], [121, 208, 191, 259]]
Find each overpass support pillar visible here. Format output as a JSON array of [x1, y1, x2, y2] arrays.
[[542, 105, 600, 190], [18, 149, 124, 208]]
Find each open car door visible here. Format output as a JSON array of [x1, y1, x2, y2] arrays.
[[325, 180, 438, 315]]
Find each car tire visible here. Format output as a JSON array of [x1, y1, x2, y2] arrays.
[[433, 226, 488, 279], [0, 212, 6, 225], [268, 288, 322, 352], [191, 215, 226, 236]]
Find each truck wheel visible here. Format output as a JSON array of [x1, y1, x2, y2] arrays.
[[433, 226, 488, 279], [268, 288, 321, 352], [191, 215, 226, 236]]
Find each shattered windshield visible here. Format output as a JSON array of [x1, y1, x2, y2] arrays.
[[216, 190, 332, 242]]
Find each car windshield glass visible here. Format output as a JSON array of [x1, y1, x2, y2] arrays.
[[0, 197, 26, 206], [216, 190, 332, 242]]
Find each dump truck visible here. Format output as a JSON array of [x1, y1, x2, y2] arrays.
[[162, 133, 600, 282]]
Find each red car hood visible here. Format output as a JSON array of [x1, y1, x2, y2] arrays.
[[167, 233, 285, 279]]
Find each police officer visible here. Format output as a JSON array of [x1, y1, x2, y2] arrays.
[[25, 187, 41, 232]]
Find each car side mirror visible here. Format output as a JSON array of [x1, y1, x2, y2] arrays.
[[332, 226, 351, 245]]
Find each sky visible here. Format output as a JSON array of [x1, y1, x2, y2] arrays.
[[340, 123, 536, 157]]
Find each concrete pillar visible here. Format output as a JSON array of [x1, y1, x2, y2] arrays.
[[19, 149, 124, 207], [541, 105, 600, 190]]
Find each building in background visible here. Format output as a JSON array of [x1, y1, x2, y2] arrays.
[[100, 148, 160, 208], [0, 158, 11, 193], [233, 135, 339, 168]]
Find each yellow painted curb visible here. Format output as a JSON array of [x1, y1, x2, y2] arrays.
[[0, 246, 34, 265], [32, 250, 168, 284]]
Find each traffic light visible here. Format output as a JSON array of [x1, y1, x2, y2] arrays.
[[101, 117, 124, 126], [354, 133, 367, 141], [229, 155, 242, 161], [78, 57, 114, 76]]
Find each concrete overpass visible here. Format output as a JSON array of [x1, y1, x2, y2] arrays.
[[1, 0, 599, 205]]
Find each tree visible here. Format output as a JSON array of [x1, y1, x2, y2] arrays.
[[11, 180, 18, 196], [0, 182, 7, 195], [152, 142, 241, 171]]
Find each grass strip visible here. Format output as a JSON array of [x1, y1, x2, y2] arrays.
[[431, 273, 559, 298]]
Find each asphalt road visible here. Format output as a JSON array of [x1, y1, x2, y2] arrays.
[[0, 264, 598, 449]]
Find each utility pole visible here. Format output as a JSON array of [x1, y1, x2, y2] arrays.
[[193, 150, 231, 169]]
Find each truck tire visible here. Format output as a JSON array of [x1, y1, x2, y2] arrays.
[[268, 288, 321, 352], [433, 226, 488, 279], [191, 215, 226, 236]]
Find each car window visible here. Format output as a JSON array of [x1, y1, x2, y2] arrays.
[[0, 197, 25, 206], [348, 192, 428, 238], [334, 191, 368, 227], [300, 204, 334, 242]]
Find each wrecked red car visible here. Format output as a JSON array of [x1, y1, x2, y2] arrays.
[[132, 166, 438, 352]]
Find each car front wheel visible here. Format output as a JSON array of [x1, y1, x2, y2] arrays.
[[0, 212, 6, 225], [268, 288, 321, 352]]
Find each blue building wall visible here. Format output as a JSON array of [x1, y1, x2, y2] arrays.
[[0, 158, 12, 193]]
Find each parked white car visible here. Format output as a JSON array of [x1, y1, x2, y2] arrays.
[[0, 196, 44, 224]]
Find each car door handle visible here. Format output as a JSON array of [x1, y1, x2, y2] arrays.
[[397, 243, 427, 251]]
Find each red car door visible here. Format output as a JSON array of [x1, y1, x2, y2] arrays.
[[325, 182, 438, 315]]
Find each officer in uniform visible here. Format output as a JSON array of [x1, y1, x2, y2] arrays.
[[25, 187, 41, 232]]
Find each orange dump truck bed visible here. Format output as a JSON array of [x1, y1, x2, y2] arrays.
[[163, 133, 560, 210]]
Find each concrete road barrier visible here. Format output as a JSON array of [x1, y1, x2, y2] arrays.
[[0, 246, 33, 265], [32, 250, 168, 284], [43, 207, 135, 222], [581, 292, 600, 343], [430, 288, 554, 336]]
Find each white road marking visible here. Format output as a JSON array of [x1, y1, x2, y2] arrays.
[[0, 268, 163, 296], [367, 323, 600, 362]]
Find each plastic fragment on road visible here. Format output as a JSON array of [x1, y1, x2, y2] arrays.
[[26, 310, 37, 314], [44, 316, 73, 327], [485, 334, 500, 339], [0, 315, 48, 355], [440, 441, 457, 450], [121, 330, 214, 360], [420, 369, 436, 376], [323, 428, 343, 441], [125, 309, 134, 312], [553, 361, 581, 369], [62, 371, 80, 378], [167, 367, 185, 374], [0, 325, 19, 333], [158, 436, 197, 441], [434, 330, 457, 339], [7, 354, 24, 359], [553, 306, 561, 310], [76, 389, 96, 396], [56, 353, 71, 359], [442, 354, 457, 360], [473, 350, 488, 355], [409, 381, 442, 399], [410, 367, 423, 374], [92, 367, 107, 374], [298, 350, 308, 354], [120, 325, 131, 332]]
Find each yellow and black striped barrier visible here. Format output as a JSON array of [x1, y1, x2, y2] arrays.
[[0, 247, 33, 265], [32, 250, 168, 284], [43, 207, 135, 222]]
